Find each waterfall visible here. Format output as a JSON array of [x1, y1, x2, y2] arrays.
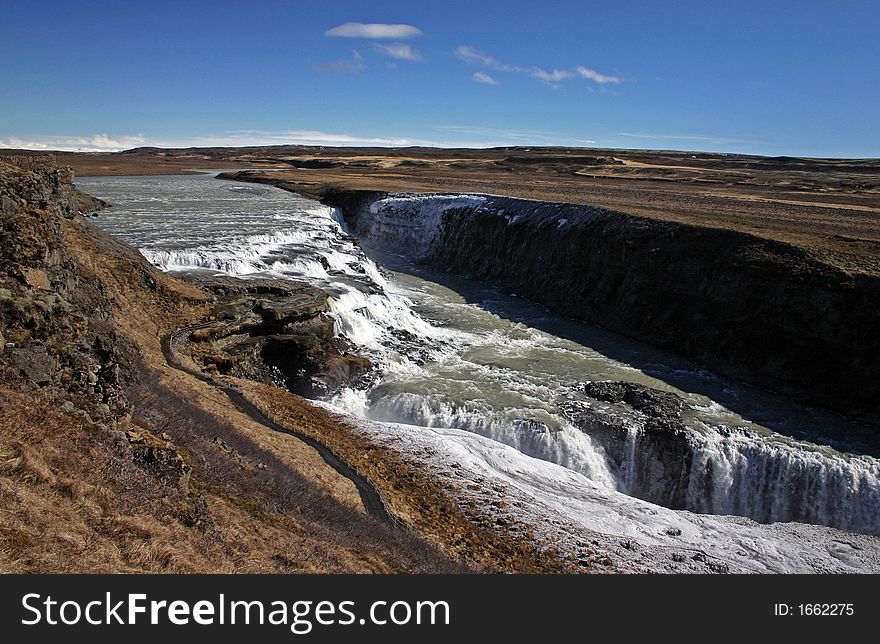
[[361, 390, 617, 489], [608, 421, 880, 535], [684, 428, 880, 534], [90, 174, 880, 537], [348, 192, 880, 536], [351, 194, 487, 258]]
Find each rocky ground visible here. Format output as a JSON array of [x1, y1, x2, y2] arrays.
[[181, 275, 371, 397]]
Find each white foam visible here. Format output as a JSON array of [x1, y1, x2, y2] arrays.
[[314, 400, 880, 573]]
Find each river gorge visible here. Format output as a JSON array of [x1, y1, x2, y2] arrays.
[[75, 171, 880, 571]]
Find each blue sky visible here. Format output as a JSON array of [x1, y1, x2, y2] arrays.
[[1, 0, 877, 156]]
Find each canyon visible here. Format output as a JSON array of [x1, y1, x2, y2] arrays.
[[2, 147, 879, 573]]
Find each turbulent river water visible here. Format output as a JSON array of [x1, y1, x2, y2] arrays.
[[78, 172, 880, 536]]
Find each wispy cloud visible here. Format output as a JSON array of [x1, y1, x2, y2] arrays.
[[618, 132, 764, 145], [530, 69, 575, 83], [313, 51, 365, 74], [0, 127, 602, 151], [455, 45, 620, 87], [472, 72, 498, 85], [0, 134, 147, 152], [456, 46, 506, 69], [325, 22, 422, 39], [435, 124, 596, 146], [576, 66, 621, 84], [373, 43, 422, 62]]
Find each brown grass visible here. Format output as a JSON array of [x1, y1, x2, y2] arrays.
[[0, 361, 464, 573]]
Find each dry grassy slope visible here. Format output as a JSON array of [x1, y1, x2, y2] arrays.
[[0, 158, 488, 573]]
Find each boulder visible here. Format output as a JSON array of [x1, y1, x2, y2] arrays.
[[18, 266, 51, 290], [5, 346, 56, 385], [0, 195, 18, 214], [564, 383, 694, 509], [580, 380, 684, 420]]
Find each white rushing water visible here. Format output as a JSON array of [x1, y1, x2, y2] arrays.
[[78, 173, 880, 537]]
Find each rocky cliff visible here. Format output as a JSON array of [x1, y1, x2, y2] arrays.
[[328, 190, 879, 424]]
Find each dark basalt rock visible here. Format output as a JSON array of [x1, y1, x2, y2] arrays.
[[563, 382, 694, 509], [6, 345, 57, 385], [183, 275, 371, 398], [580, 380, 684, 421]]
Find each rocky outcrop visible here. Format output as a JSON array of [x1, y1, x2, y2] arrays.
[[0, 154, 106, 218], [580, 380, 685, 424], [183, 275, 371, 396], [562, 382, 694, 509], [0, 156, 135, 420], [325, 190, 880, 424]]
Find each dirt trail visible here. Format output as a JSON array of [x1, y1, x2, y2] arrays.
[[161, 322, 400, 526]]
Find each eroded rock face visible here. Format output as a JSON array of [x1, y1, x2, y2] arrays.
[[564, 381, 694, 509], [0, 154, 106, 219], [184, 275, 371, 397], [0, 156, 133, 419], [328, 191, 880, 424]]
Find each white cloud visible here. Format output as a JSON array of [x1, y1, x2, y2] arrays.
[[456, 45, 621, 87], [530, 69, 575, 82], [472, 72, 498, 85], [373, 43, 422, 61], [163, 130, 435, 147], [325, 22, 422, 39], [314, 51, 365, 74], [0, 127, 602, 152], [0, 134, 147, 152], [1, 130, 442, 151], [456, 46, 507, 69], [576, 66, 621, 84]]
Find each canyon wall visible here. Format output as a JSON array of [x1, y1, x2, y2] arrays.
[[327, 190, 880, 422]]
